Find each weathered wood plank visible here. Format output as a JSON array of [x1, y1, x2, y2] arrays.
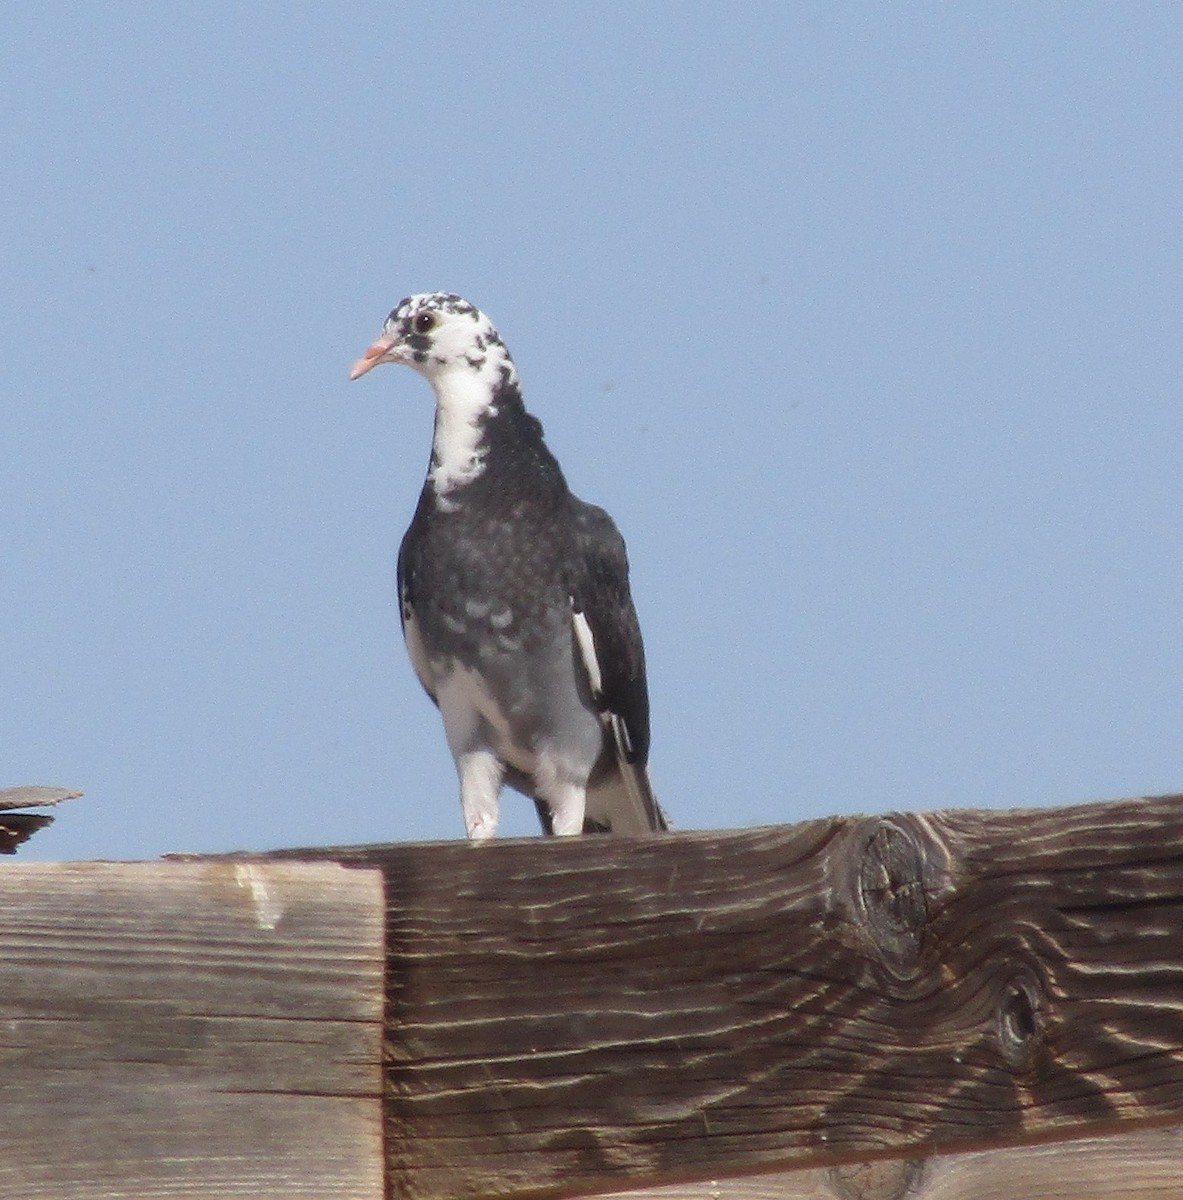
[[0, 786, 80, 853], [613, 1122, 1183, 1199], [280, 793, 1183, 1200], [0, 861, 385, 1199], [0, 786, 81, 809]]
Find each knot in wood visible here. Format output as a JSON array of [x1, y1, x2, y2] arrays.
[[996, 967, 1043, 1072], [828, 1158, 926, 1200], [855, 818, 928, 976]]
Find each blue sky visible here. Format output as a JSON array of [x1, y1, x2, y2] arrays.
[[5, 5, 1182, 859]]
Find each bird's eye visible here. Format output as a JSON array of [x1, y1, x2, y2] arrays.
[[414, 311, 437, 334]]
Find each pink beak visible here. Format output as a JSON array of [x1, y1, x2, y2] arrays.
[[349, 332, 399, 380]]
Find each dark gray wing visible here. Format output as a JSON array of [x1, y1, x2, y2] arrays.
[[568, 499, 667, 832], [396, 512, 440, 708]]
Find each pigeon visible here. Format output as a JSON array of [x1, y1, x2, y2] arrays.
[[350, 292, 666, 839]]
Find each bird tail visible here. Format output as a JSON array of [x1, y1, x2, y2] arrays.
[[582, 715, 669, 834], [533, 762, 668, 835], [530, 712, 669, 835]]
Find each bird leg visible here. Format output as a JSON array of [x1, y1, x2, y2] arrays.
[[543, 782, 587, 837], [457, 749, 504, 841]]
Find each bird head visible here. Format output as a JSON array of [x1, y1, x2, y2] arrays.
[[349, 292, 511, 384]]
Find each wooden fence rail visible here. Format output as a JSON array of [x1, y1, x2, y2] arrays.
[[3, 793, 1183, 1199], [0, 786, 79, 852]]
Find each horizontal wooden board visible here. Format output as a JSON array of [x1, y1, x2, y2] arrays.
[[0, 786, 81, 810], [278, 793, 1183, 1199], [613, 1121, 1183, 1199], [0, 786, 80, 853], [0, 861, 386, 1200]]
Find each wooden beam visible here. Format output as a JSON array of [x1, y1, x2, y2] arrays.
[[613, 1121, 1183, 1199], [274, 793, 1183, 1200], [0, 861, 385, 1199], [0, 786, 80, 853]]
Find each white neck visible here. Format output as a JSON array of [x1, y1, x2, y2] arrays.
[[427, 358, 509, 500]]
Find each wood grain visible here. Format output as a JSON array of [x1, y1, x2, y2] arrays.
[[613, 1122, 1183, 1199], [0, 861, 385, 1200], [282, 793, 1183, 1200]]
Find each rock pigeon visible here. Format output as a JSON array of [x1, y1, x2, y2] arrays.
[[350, 293, 667, 839]]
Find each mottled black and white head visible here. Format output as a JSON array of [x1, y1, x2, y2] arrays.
[[349, 292, 515, 386], [350, 293, 521, 499]]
